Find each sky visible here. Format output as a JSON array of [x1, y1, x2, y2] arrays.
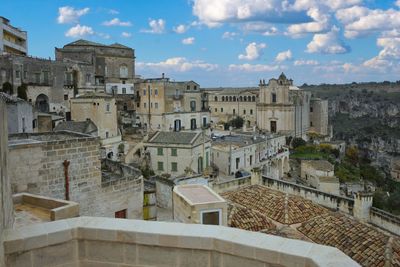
[[2, 0, 400, 87]]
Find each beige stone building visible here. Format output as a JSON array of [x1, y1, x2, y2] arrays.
[[205, 87, 258, 126], [173, 184, 228, 226], [145, 131, 211, 176], [309, 98, 329, 136], [0, 16, 27, 56], [300, 160, 339, 195], [136, 76, 210, 131], [70, 92, 122, 160]]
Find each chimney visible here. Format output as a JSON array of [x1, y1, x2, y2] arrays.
[[162, 73, 165, 79]]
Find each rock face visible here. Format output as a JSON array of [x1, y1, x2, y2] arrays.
[[303, 83, 400, 177]]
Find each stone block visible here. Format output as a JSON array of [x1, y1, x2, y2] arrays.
[[32, 241, 77, 267], [6, 251, 33, 267], [137, 245, 178, 266], [177, 249, 211, 267], [85, 240, 124, 263], [123, 243, 137, 264], [222, 253, 265, 267]]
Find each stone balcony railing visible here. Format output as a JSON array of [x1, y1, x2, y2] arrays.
[[3, 216, 359, 267]]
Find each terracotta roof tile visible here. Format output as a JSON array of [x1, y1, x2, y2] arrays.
[[392, 238, 400, 267], [227, 204, 276, 232]]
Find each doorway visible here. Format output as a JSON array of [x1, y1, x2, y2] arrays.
[[270, 121, 277, 133]]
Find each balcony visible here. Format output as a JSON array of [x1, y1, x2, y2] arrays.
[[3, 217, 359, 266]]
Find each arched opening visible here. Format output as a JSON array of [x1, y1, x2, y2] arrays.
[[252, 96, 256, 102], [229, 96, 232, 101], [190, 118, 197, 130], [36, 94, 49, 113], [214, 96, 218, 102], [190, 100, 196, 112], [198, 156, 204, 173], [222, 96, 225, 101], [174, 119, 181, 132]]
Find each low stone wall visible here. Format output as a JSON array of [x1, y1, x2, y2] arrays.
[[211, 176, 251, 194], [13, 193, 79, 221], [3, 217, 359, 267], [262, 176, 354, 214], [370, 207, 400, 236]]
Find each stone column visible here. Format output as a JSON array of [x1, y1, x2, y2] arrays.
[[251, 167, 262, 185], [353, 192, 373, 222]]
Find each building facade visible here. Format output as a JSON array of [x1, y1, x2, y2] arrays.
[[145, 131, 211, 176], [0, 16, 27, 56], [136, 76, 210, 131], [0, 92, 34, 134]]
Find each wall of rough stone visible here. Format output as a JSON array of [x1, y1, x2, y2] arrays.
[[0, 98, 14, 267], [8, 133, 143, 219], [155, 177, 174, 209]]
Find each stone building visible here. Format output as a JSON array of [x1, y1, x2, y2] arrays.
[[0, 92, 34, 133], [0, 16, 27, 56], [173, 184, 228, 226], [211, 132, 289, 177], [204, 87, 258, 126], [257, 73, 311, 139], [70, 92, 122, 160], [136, 75, 210, 131], [55, 39, 136, 93], [300, 160, 339, 195], [8, 131, 143, 219], [144, 131, 211, 176], [309, 98, 329, 136]]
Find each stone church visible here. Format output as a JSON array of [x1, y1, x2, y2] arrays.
[[257, 73, 327, 139]]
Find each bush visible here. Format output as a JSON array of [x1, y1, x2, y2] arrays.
[[2, 82, 13, 95], [17, 84, 28, 100], [292, 137, 306, 149], [224, 116, 244, 130]]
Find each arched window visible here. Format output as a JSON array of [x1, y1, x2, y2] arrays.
[[239, 96, 243, 101], [233, 96, 236, 101], [214, 96, 218, 102], [272, 93, 277, 103], [252, 96, 256, 102], [119, 65, 128, 78], [243, 96, 247, 102], [190, 100, 196, 112], [229, 96, 232, 101], [222, 96, 225, 101]]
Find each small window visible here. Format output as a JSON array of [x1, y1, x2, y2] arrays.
[[310, 107, 313, 112], [143, 89, 146, 96], [171, 148, 177, 156], [221, 107, 223, 112], [171, 162, 178, 172], [23, 71, 27, 79], [157, 148, 163, 156], [155, 102, 158, 109], [64, 94, 68, 100], [194, 85, 197, 90], [157, 161, 164, 171], [250, 109, 253, 115], [106, 103, 110, 112], [115, 209, 127, 219], [252, 96, 256, 102], [310, 121, 313, 127], [233, 108, 236, 115], [144, 103, 147, 108], [106, 132, 109, 138], [201, 210, 220, 225], [155, 89, 158, 96], [243, 109, 246, 115], [86, 74, 91, 83], [272, 93, 277, 103], [15, 70, 20, 78], [215, 108, 217, 112], [34, 73, 40, 83], [122, 88, 126, 94], [214, 96, 218, 102], [187, 85, 190, 90]]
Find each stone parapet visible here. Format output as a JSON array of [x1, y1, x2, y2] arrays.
[[3, 216, 359, 267]]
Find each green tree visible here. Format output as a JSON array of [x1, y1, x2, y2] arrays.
[[17, 84, 28, 100], [2, 82, 13, 95], [292, 137, 306, 149]]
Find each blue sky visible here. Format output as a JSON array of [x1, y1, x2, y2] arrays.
[[2, 0, 400, 87]]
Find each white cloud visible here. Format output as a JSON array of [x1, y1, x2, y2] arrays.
[[137, 57, 218, 72], [98, 32, 111, 39], [275, 50, 292, 62], [57, 6, 89, 24], [222, 31, 238, 39], [228, 63, 280, 72], [182, 37, 195, 45], [192, 0, 310, 27], [293, 59, 319, 66], [286, 8, 330, 37], [336, 7, 400, 38], [121, 32, 132, 38], [397, 0, 400, 7], [288, 0, 362, 12], [238, 42, 267, 60], [141, 19, 166, 34], [173, 24, 188, 34], [102, 18, 132, 27], [65, 24, 94, 38], [109, 9, 119, 15], [306, 26, 350, 54]]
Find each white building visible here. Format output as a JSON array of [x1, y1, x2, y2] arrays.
[[300, 160, 339, 195], [211, 132, 289, 178], [0, 16, 27, 56], [145, 131, 211, 176], [106, 83, 134, 95]]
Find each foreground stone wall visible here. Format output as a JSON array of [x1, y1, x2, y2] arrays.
[[3, 217, 359, 267], [8, 133, 143, 219], [0, 97, 14, 267]]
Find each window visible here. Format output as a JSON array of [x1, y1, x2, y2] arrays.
[[206, 151, 209, 167], [310, 107, 313, 112], [250, 109, 253, 115], [221, 107, 223, 112], [23, 71, 27, 79], [34, 73, 40, 83], [106, 103, 110, 112], [233, 96, 236, 101], [229, 96, 232, 101], [201, 210, 221, 225], [120, 65, 128, 78], [243, 109, 246, 115], [106, 132, 109, 138], [250, 155, 253, 165], [194, 85, 197, 90], [272, 93, 277, 103], [310, 121, 313, 127], [15, 70, 20, 78], [187, 85, 190, 90], [143, 89, 146, 96], [155, 89, 158, 96], [252, 96, 256, 102], [214, 108, 217, 112], [64, 94, 68, 100], [222, 96, 225, 101], [43, 71, 49, 84], [214, 96, 218, 102], [144, 103, 147, 108], [190, 101, 196, 112], [157, 161, 164, 171], [236, 157, 240, 169], [122, 88, 126, 94], [115, 209, 127, 219], [233, 108, 236, 115], [171, 148, 177, 156], [171, 162, 178, 172], [155, 103, 158, 109], [86, 74, 91, 83], [157, 148, 163, 155]]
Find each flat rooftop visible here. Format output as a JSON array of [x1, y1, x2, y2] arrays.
[[174, 184, 225, 205], [8, 131, 94, 146]]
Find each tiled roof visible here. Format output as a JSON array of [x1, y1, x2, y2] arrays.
[[221, 185, 328, 224], [302, 160, 334, 171], [227, 204, 276, 232], [391, 238, 400, 266], [148, 131, 199, 145], [0, 92, 23, 103], [298, 213, 390, 267], [54, 120, 97, 135]]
